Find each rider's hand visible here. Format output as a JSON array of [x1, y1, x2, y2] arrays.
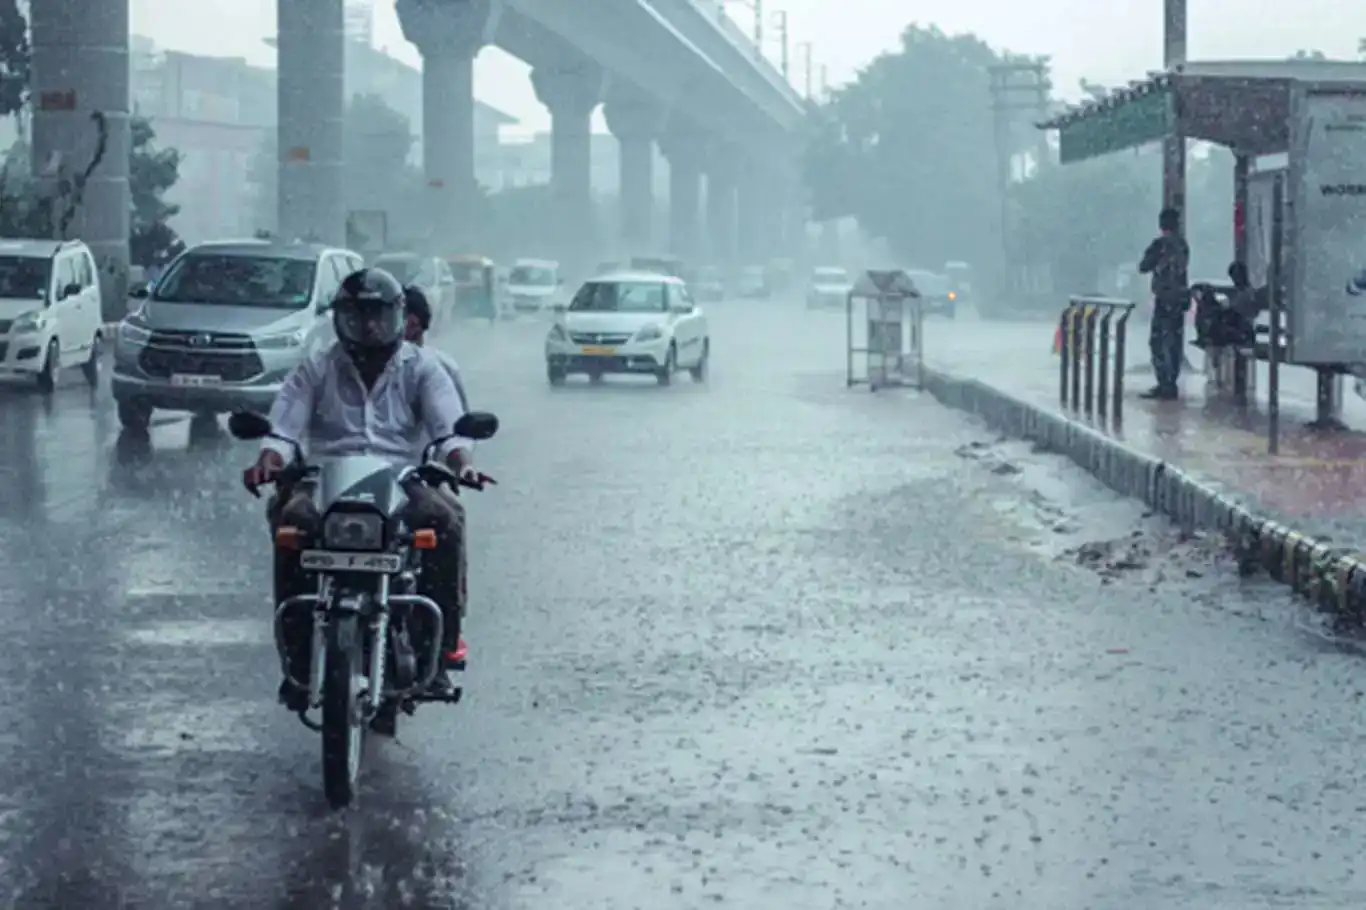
[[458, 464, 481, 488], [243, 450, 286, 496]]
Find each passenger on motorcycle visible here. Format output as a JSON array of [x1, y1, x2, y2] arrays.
[[242, 267, 475, 712], [403, 284, 470, 412]]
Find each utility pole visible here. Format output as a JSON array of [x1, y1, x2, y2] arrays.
[[772, 10, 789, 80], [820, 65, 828, 100], [753, 0, 762, 49], [800, 41, 813, 99], [987, 58, 1052, 308], [1163, 0, 1187, 233]]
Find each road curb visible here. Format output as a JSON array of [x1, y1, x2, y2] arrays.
[[923, 367, 1366, 623]]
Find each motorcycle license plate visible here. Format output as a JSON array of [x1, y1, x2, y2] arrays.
[[580, 345, 615, 356], [300, 550, 402, 573], [171, 373, 222, 387]]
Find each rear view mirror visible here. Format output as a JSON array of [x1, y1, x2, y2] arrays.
[[453, 411, 499, 441], [228, 411, 273, 440]]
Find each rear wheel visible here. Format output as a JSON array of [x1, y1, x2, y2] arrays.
[[320, 616, 365, 809], [36, 339, 58, 393]]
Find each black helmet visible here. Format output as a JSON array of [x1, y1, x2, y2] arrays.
[[332, 268, 405, 355], [403, 284, 432, 332]]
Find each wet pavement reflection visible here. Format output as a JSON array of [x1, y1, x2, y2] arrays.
[[1, 306, 1365, 907]]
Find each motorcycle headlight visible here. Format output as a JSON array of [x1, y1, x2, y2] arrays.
[[322, 511, 385, 551], [634, 325, 665, 342], [256, 329, 305, 349], [547, 323, 567, 342], [12, 310, 45, 333]]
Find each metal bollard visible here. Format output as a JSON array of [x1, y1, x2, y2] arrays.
[[1112, 305, 1134, 424], [1069, 305, 1084, 411], [1058, 303, 1074, 408], [1082, 305, 1099, 417], [1096, 308, 1114, 421]]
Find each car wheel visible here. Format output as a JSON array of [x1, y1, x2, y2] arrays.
[[117, 400, 152, 431], [656, 344, 676, 386], [82, 332, 101, 387], [546, 363, 566, 386], [689, 339, 709, 382], [35, 338, 58, 393]]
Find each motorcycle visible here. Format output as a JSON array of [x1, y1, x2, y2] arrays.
[[228, 409, 498, 808]]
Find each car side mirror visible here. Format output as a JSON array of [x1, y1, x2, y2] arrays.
[[550, 302, 567, 313], [670, 304, 692, 315], [62, 282, 82, 299], [228, 411, 273, 440], [453, 411, 499, 441], [315, 298, 330, 313]]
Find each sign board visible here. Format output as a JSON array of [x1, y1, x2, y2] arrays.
[[1245, 166, 1282, 290], [1288, 86, 1366, 364], [38, 89, 76, 112]]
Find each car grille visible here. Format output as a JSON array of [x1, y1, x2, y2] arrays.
[[146, 330, 257, 351], [569, 332, 633, 346], [139, 340, 264, 382]]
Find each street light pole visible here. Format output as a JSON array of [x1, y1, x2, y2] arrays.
[[772, 10, 788, 79], [799, 41, 813, 99], [1163, 0, 1187, 232], [753, 0, 762, 49]]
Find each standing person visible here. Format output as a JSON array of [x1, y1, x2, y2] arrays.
[[1137, 207, 1190, 400]]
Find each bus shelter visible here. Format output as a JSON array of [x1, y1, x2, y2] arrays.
[[1038, 59, 1366, 452]]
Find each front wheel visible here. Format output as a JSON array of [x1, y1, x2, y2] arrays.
[[655, 344, 676, 386], [546, 363, 566, 386], [320, 616, 366, 809], [689, 339, 709, 382], [36, 338, 58, 393]]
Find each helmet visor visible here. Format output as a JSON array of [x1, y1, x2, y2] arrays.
[[335, 299, 402, 349]]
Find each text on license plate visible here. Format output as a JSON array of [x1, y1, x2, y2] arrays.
[[171, 373, 222, 387], [299, 550, 403, 573], [580, 345, 615, 356]]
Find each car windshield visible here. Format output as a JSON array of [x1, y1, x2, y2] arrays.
[[373, 256, 421, 284], [153, 253, 316, 308], [449, 261, 484, 283], [569, 281, 668, 314], [510, 265, 556, 286], [0, 256, 51, 299], [907, 271, 951, 296], [814, 269, 848, 284]]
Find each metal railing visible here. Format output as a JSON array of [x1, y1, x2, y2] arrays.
[[1058, 296, 1136, 424]]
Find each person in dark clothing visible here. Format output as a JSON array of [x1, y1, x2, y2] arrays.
[[1138, 207, 1190, 399]]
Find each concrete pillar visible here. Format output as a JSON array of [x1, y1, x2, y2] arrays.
[[397, 0, 500, 251], [277, 0, 346, 244], [531, 56, 603, 279], [30, 0, 131, 319], [603, 84, 666, 256], [736, 161, 765, 266], [704, 150, 737, 269], [659, 119, 705, 263]]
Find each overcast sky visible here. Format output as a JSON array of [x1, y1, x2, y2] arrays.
[[131, 0, 1366, 136]]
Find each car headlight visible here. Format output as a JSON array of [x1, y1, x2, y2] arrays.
[[12, 310, 46, 333], [256, 329, 305, 349], [547, 324, 567, 342], [322, 511, 385, 551], [118, 320, 150, 345], [634, 325, 665, 342]]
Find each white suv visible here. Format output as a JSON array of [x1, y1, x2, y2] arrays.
[[0, 238, 104, 391], [545, 271, 709, 386]]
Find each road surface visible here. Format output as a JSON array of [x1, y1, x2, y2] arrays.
[[1, 302, 1363, 908]]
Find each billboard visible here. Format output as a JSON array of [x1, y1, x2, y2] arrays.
[[1289, 87, 1366, 364]]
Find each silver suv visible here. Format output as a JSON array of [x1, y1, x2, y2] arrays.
[[112, 239, 362, 431]]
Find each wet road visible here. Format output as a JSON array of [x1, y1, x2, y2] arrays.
[[3, 302, 1366, 908]]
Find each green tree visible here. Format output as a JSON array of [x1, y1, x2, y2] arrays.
[[128, 115, 183, 266], [801, 24, 1006, 269], [0, 0, 29, 118]]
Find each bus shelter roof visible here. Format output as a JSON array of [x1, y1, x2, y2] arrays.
[[1038, 59, 1366, 162]]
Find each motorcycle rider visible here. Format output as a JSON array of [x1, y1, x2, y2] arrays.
[[242, 268, 475, 711], [403, 284, 470, 411]]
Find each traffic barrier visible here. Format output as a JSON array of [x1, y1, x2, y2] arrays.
[[1057, 296, 1136, 426], [920, 366, 1366, 627]]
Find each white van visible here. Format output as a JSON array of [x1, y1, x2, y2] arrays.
[[506, 258, 562, 314], [0, 238, 104, 391]]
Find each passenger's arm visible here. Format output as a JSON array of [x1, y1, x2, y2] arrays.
[[442, 355, 471, 414], [416, 355, 469, 466], [262, 355, 319, 461]]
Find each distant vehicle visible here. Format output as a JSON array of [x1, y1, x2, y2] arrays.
[[446, 254, 499, 321], [736, 264, 770, 298], [629, 255, 685, 278], [112, 239, 360, 430], [944, 260, 973, 303], [693, 265, 725, 302], [806, 266, 852, 309], [544, 270, 709, 386], [906, 268, 957, 319], [372, 252, 456, 328], [0, 238, 104, 392], [595, 261, 621, 276], [507, 258, 562, 315]]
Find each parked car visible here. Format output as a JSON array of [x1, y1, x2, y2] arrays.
[[905, 268, 958, 318], [806, 266, 853, 309], [544, 270, 709, 386], [112, 239, 361, 430], [944, 260, 974, 304], [507, 258, 563, 315], [0, 238, 104, 392], [372, 251, 456, 328], [736, 264, 770, 298], [693, 265, 725, 302]]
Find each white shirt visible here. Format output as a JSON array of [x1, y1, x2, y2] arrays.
[[262, 341, 468, 466], [425, 345, 470, 413]]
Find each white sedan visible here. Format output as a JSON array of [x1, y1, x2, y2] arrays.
[[544, 271, 709, 386]]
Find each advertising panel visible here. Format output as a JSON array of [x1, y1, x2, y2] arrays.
[[1289, 87, 1366, 364]]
